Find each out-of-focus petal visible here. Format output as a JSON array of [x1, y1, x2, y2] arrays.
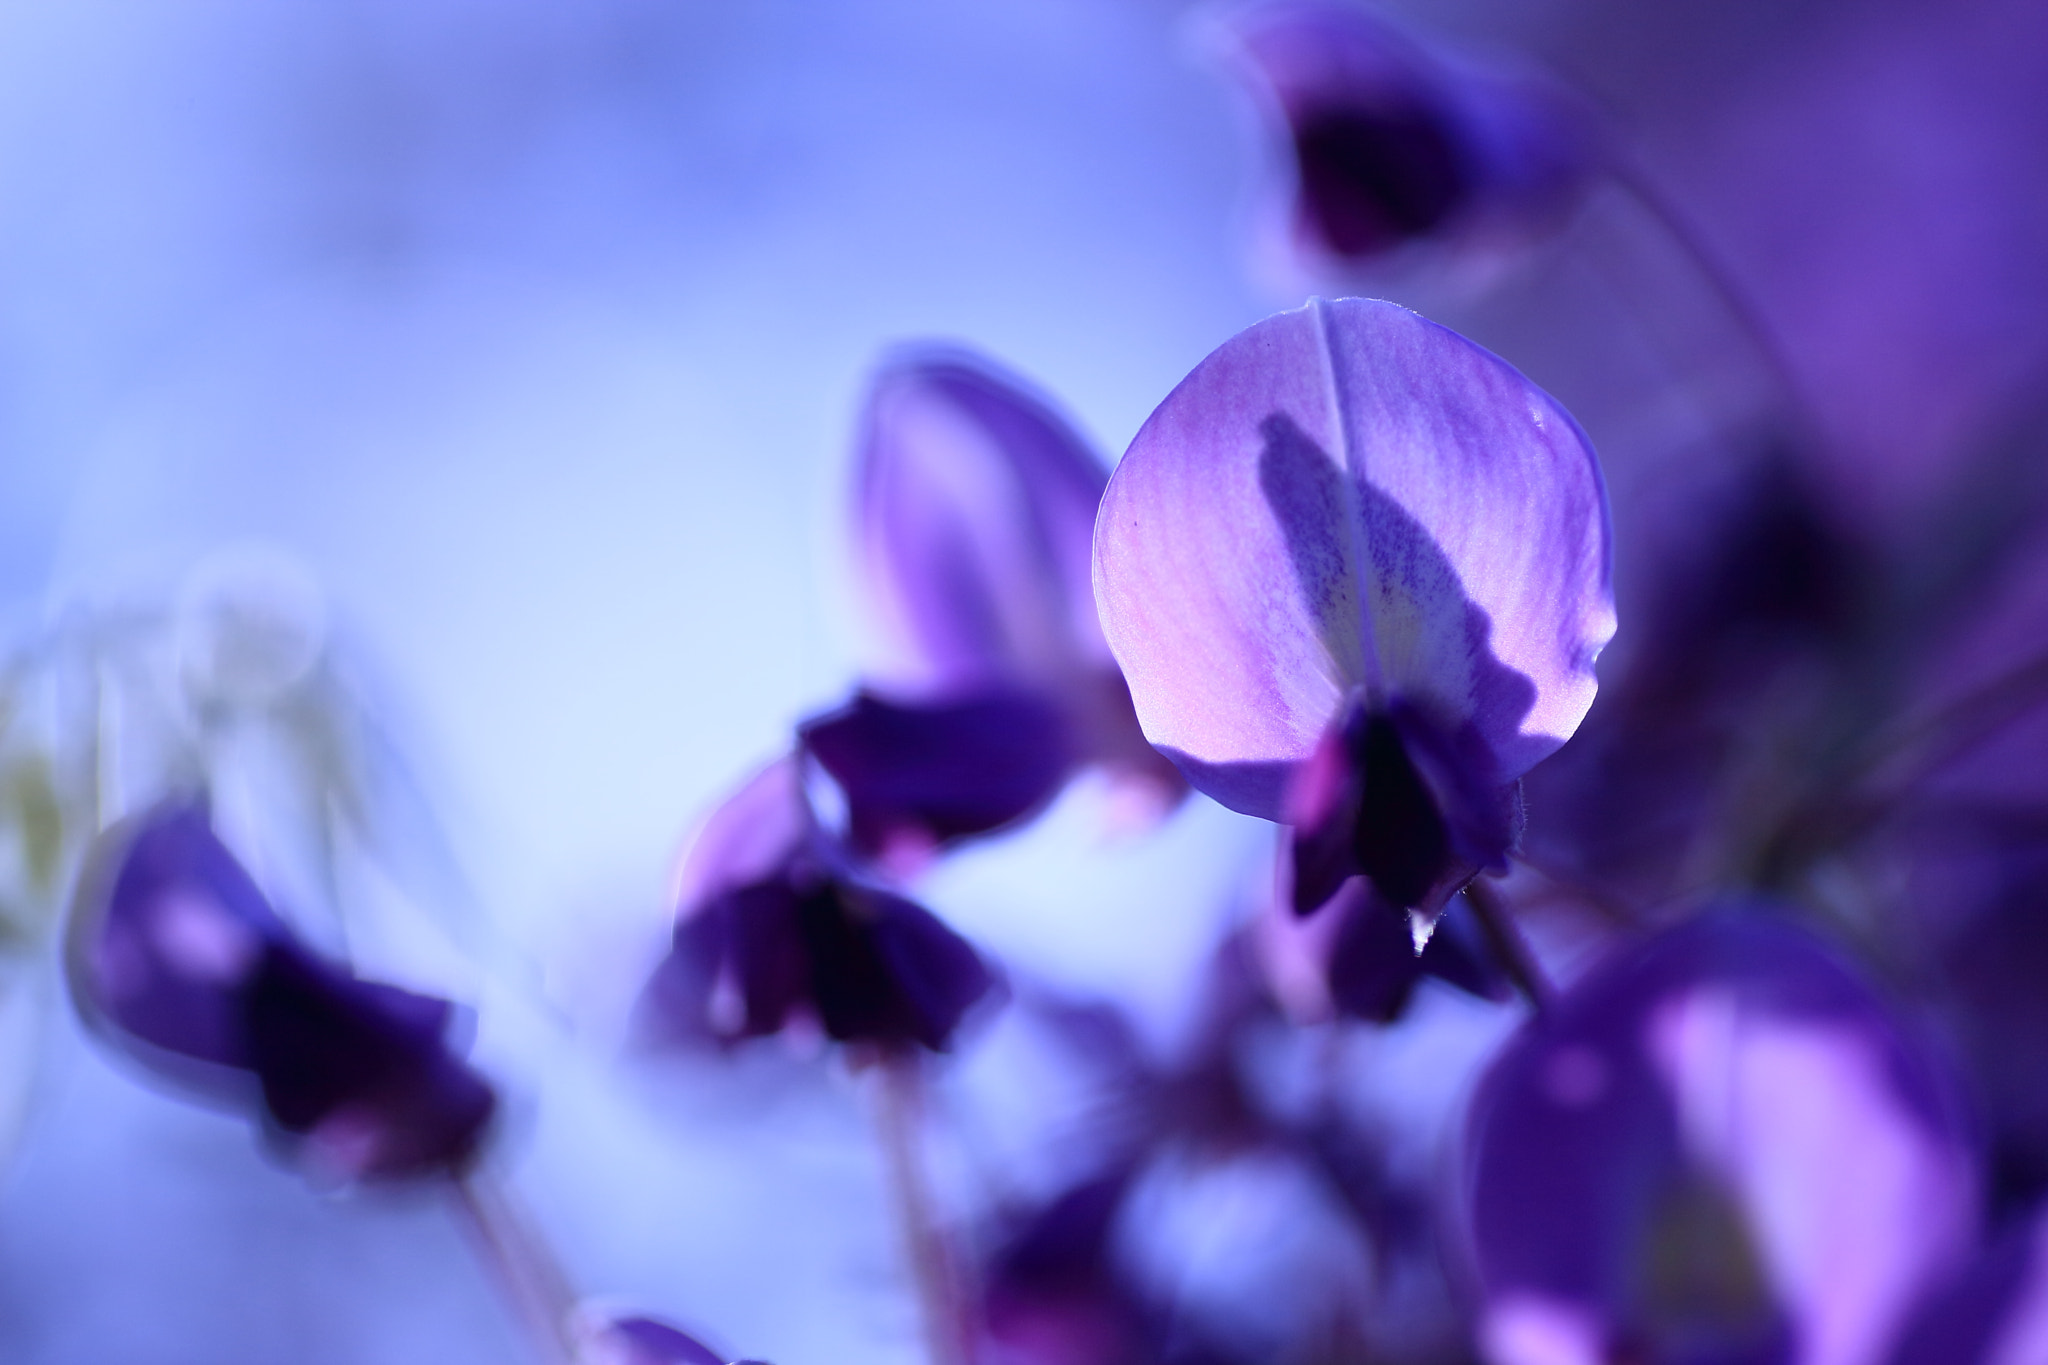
[[854, 349, 1113, 695], [1463, 911, 1976, 1365], [804, 883, 994, 1052], [1094, 297, 1612, 819], [670, 759, 814, 916], [1214, 1, 1592, 270], [642, 783, 996, 1054], [241, 940, 496, 1181], [980, 1169, 1154, 1365], [68, 801, 496, 1182], [1888, 1210, 2048, 1365], [577, 1313, 732, 1365], [799, 689, 1077, 864], [68, 800, 285, 1073]]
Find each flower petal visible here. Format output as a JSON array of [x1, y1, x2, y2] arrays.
[[67, 800, 286, 1073], [670, 759, 813, 916], [1462, 910, 1976, 1365], [854, 349, 1113, 695], [1094, 297, 1612, 818], [588, 1316, 728, 1365], [798, 688, 1076, 862]]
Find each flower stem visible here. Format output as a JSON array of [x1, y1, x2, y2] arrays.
[[449, 1168, 581, 1365], [872, 1051, 972, 1365], [1464, 876, 1553, 1015]]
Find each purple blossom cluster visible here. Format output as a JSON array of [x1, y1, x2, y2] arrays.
[[14, 1, 2048, 1363]]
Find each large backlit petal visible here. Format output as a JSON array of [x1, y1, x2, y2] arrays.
[[1094, 297, 1611, 817]]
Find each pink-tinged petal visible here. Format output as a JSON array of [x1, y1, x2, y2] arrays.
[[669, 758, 813, 916], [1462, 911, 1976, 1365], [854, 348, 1113, 696], [1094, 297, 1612, 819]]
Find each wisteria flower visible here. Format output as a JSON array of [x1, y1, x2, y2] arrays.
[[1462, 910, 1977, 1365], [66, 799, 497, 1183], [805, 348, 1185, 867], [1210, 1, 1592, 278], [1093, 296, 1612, 922], [638, 757, 995, 1054]]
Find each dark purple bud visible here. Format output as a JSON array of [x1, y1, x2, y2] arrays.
[[1462, 909, 1975, 1365], [799, 688, 1077, 863], [1258, 877, 1506, 1024], [1286, 696, 1520, 918], [68, 800, 496, 1182], [1215, 1, 1593, 270], [240, 939, 496, 1181], [641, 761, 997, 1054]]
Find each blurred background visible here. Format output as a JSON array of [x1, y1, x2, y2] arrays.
[[1, 0, 2045, 1361]]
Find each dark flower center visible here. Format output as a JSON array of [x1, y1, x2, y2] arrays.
[[1292, 104, 1468, 257], [1349, 709, 1451, 910]]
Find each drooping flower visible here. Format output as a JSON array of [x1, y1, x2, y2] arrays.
[[1461, 909, 1977, 1365], [1093, 296, 1612, 922], [1210, 1, 1593, 277], [805, 348, 1185, 867], [638, 757, 995, 1054], [66, 799, 496, 1183]]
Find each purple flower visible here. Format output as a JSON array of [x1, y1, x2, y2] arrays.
[[1254, 878, 1507, 1024], [813, 348, 1185, 867], [1461, 910, 1977, 1365], [1212, 1, 1592, 274], [575, 1313, 766, 1365], [1093, 297, 1612, 920], [66, 800, 496, 1183], [639, 758, 995, 1054]]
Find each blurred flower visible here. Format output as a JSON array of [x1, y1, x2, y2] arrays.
[[1210, 1, 1593, 279], [809, 348, 1185, 868], [1462, 909, 1977, 1365], [1093, 297, 1612, 924], [66, 800, 496, 1183], [575, 1311, 768, 1365], [639, 757, 995, 1054]]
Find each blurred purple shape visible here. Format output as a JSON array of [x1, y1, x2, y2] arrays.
[[1462, 909, 1976, 1365], [1887, 1210, 2048, 1365], [640, 759, 995, 1054], [1214, 1, 1591, 271], [798, 687, 1074, 865], [1093, 298, 1611, 917], [586, 1315, 726, 1365], [835, 348, 1185, 856], [980, 1169, 1156, 1365], [68, 800, 496, 1182]]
